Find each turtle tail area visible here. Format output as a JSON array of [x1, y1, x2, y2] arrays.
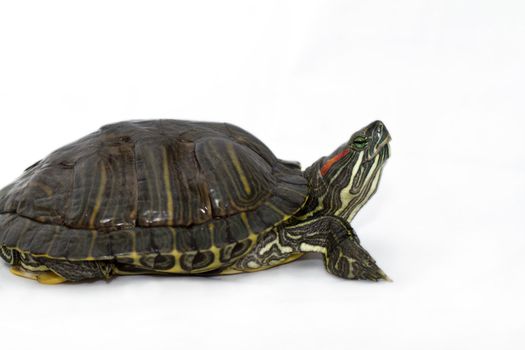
[[35, 257, 114, 283], [0, 246, 21, 266], [0, 246, 66, 284], [0, 246, 114, 283]]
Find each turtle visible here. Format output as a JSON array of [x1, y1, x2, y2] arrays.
[[0, 119, 391, 284]]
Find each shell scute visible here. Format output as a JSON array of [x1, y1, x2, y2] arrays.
[[0, 120, 308, 271]]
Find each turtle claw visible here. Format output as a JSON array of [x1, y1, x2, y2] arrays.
[[10, 266, 38, 280], [10, 266, 66, 284], [324, 234, 390, 281]]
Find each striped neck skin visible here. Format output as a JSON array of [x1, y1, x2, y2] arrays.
[[301, 121, 391, 223]]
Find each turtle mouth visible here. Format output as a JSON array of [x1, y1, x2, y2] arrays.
[[365, 137, 391, 163], [382, 142, 390, 160], [378, 141, 391, 164]]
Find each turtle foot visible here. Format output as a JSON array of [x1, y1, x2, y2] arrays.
[[10, 266, 66, 284]]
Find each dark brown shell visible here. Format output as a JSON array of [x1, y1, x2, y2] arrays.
[[0, 120, 308, 261]]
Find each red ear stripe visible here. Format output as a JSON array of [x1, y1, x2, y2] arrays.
[[320, 149, 350, 176]]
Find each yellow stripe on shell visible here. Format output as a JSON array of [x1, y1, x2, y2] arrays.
[[89, 163, 108, 228], [227, 143, 252, 195], [162, 147, 175, 226]]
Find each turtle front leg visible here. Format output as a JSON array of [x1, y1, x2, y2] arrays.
[[226, 216, 388, 281], [222, 229, 304, 274], [283, 216, 389, 281], [323, 224, 389, 281]]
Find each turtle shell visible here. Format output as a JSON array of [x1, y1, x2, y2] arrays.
[[0, 120, 308, 273]]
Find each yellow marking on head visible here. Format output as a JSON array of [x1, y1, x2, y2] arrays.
[[89, 163, 108, 228], [227, 143, 252, 195], [162, 147, 174, 226], [347, 165, 383, 222], [335, 152, 365, 216]]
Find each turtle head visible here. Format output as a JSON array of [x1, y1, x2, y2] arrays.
[[306, 120, 391, 222]]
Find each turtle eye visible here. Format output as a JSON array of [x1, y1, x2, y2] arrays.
[[352, 136, 368, 150]]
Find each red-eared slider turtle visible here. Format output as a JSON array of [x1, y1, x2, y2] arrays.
[[0, 120, 391, 284]]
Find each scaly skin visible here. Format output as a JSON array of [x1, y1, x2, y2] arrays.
[[230, 120, 391, 280]]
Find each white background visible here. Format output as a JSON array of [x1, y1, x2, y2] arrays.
[[0, 1, 524, 349]]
